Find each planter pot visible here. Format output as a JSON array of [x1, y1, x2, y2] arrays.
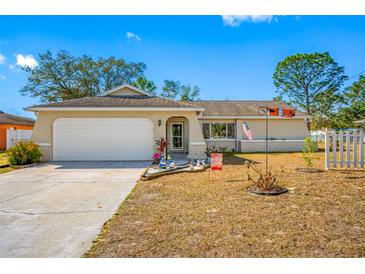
[[246, 185, 288, 196]]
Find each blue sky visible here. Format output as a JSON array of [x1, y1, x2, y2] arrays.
[[1, 15, 365, 118]]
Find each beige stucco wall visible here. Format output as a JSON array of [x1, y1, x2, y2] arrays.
[[206, 140, 236, 152], [108, 87, 143, 96], [237, 118, 309, 141], [240, 140, 305, 152], [31, 110, 206, 161]]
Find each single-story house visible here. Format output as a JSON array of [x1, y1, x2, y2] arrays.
[[26, 84, 309, 161], [0, 111, 35, 151]]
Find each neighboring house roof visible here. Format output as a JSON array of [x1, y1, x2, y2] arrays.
[[0, 111, 35, 126], [189, 100, 308, 117], [354, 119, 365, 124], [26, 95, 204, 111]]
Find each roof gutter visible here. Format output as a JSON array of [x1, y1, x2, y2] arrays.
[[25, 107, 205, 112], [198, 115, 311, 120]]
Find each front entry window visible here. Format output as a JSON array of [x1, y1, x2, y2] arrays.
[[171, 123, 183, 151]]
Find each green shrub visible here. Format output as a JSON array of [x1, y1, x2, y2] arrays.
[[302, 137, 317, 169], [6, 141, 42, 166]]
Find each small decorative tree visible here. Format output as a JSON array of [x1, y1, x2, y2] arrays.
[[302, 137, 317, 170], [152, 138, 169, 163], [246, 163, 287, 195]]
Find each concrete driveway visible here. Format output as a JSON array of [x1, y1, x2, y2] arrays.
[[0, 161, 149, 258]]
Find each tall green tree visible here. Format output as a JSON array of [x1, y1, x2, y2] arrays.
[[273, 52, 348, 130], [332, 75, 365, 128], [160, 80, 200, 101], [132, 76, 157, 95], [344, 74, 365, 105], [160, 80, 181, 100], [180, 85, 200, 101], [20, 50, 149, 102]]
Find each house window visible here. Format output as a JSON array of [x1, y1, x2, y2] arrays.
[[202, 122, 235, 140], [202, 123, 210, 139], [211, 123, 227, 139], [227, 123, 235, 139]]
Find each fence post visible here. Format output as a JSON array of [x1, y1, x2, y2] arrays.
[[353, 131, 358, 168], [332, 131, 337, 168], [6, 128, 10, 150], [8, 128, 15, 150], [339, 130, 344, 168], [346, 130, 351, 168], [325, 130, 330, 170], [360, 130, 364, 168]]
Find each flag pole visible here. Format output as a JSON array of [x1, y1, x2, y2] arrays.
[[265, 107, 268, 175], [258, 106, 269, 175]]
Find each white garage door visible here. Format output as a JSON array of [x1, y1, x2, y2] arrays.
[[53, 118, 154, 161]]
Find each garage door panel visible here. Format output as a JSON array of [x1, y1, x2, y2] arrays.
[[53, 118, 153, 161]]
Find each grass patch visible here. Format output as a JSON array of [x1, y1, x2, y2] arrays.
[[0, 152, 9, 166], [0, 152, 13, 174], [0, 167, 13, 174], [86, 151, 365, 258]]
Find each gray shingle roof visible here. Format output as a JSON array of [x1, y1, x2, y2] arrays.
[[26, 96, 307, 117], [0, 111, 35, 126], [28, 96, 202, 109], [189, 100, 307, 117]]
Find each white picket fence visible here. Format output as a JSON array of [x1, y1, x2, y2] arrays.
[[6, 128, 33, 150], [325, 129, 364, 170]]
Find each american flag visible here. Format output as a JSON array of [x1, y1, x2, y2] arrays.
[[242, 122, 254, 140]]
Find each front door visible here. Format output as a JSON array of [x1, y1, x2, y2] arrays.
[[171, 123, 184, 151]]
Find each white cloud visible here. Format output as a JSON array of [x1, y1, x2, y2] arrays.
[[0, 54, 6, 64], [0, 74, 5, 80], [15, 54, 38, 68], [222, 15, 274, 26], [9, 64, 15, 70], [126, 31, 141, 42]]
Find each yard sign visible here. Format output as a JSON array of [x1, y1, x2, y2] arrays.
[[211, 153, 223, 171]]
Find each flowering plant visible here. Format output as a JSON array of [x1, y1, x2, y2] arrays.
[[152, 138, 169, 163], [152, 151, 162, 161]]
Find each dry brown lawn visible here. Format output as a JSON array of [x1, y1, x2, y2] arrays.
[[87, 150, 365, 258]]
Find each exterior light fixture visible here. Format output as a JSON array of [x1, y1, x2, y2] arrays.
[[158, 120, 162, 126]]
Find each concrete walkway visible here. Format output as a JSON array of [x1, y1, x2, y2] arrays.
[[0, 161, 149, 258]]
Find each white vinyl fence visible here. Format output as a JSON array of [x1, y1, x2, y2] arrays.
[[325, 129, 364, 170], [6, 128, 33, 150]]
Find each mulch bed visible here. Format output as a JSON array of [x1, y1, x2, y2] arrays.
[[10, 163, 39, 169], [345, 176, 365, 179], [141, 165, 206, 180], [246, 185, 288, 196], [295, 168, 324, 173]]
